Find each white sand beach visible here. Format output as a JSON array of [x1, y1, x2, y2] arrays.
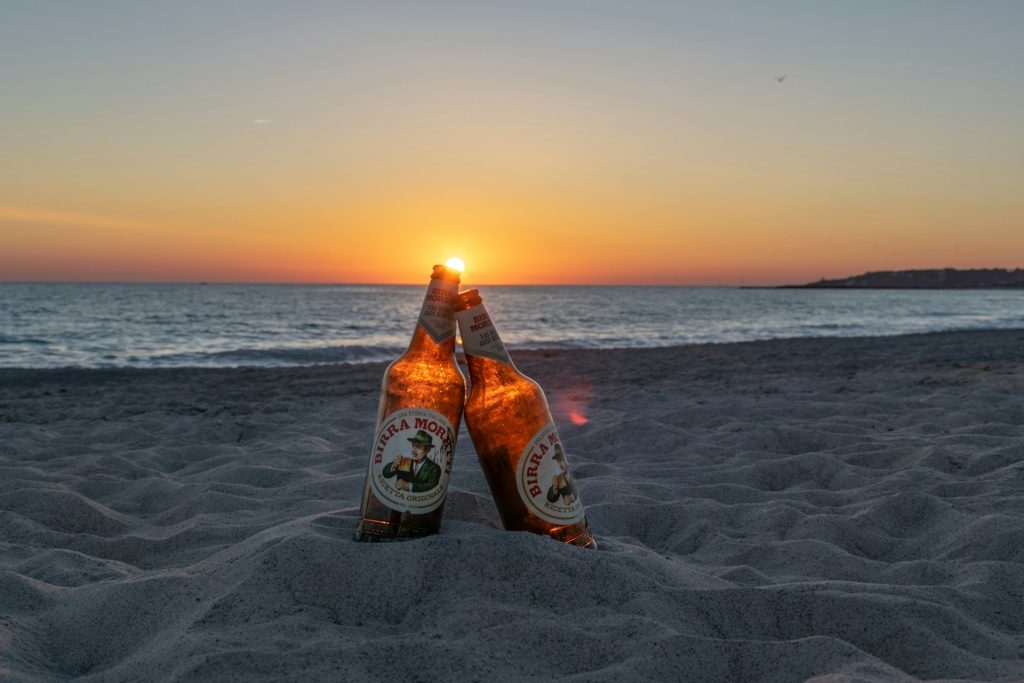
[[2, 329, 1023, 682]]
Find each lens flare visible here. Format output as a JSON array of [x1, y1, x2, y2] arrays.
[[569, 411, 589, 425], [445, 257, 465, 273]]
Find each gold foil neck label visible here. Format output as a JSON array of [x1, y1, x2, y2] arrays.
[[417, 279, 458, 343], [368, 407, 456, 514], [515, 422, 585, 525], [455, 304, 512, 364]]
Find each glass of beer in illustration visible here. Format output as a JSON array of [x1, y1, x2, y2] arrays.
[[397, 456, 412, 473]]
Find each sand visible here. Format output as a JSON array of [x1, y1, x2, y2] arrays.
[[2, 329, 1023, 682]]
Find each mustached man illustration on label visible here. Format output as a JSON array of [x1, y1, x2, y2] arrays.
[[546, 444, 577, 506], [381, 429, 442, 493]]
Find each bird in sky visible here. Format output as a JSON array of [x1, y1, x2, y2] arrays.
[[776, 75, 787, 82]]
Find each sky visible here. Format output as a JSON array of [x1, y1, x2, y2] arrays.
[[2, 1, 1023, 285]]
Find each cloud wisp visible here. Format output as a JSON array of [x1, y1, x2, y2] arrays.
[[0, 205, 152, 232]]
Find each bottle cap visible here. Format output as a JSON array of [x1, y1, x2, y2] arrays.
[[454, 288, 482, 311], [431, 264, 462, 282]]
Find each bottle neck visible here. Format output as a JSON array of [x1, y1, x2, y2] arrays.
[[405, 322, 458, 361], [405, 275, 459, 361], [454, 301, 518, 375]]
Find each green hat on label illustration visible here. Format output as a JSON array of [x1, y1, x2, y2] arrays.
[[407, 430, 435, 448], [552, 443, 567, 462]]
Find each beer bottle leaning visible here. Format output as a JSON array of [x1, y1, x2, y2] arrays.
[[354, 265, 466, 541], [454, 289, 596, 549]]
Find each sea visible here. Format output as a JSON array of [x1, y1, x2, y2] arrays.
[[2, 283, 1023, 369]]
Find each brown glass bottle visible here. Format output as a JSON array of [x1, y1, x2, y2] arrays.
[[354, 265, 466, 541], [454, 289, 596, 549]]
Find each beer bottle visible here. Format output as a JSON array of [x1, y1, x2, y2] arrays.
[[454, 289, 596, 549], [354, 264, 466, 541]]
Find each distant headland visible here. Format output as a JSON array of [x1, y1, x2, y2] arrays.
[[778, 268, 1024, 289]]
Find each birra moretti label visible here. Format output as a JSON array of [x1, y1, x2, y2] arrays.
[[516, 422, 585, 525], [368, 408, 456, 514], [455, 304, 512, 364], [417, 278, 458, 344]]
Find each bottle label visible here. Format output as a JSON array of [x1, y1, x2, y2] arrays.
[[515, 422, 585, 525], [368, 407, 456, 514], [455, 304, 512, 364], [417, 278, 458, 344]]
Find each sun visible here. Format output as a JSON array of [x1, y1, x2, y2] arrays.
[[445, 257, 465, 273]]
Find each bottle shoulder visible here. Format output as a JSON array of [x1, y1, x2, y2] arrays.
[[386, 351, 465, 385], [466, 365, 546, 410]]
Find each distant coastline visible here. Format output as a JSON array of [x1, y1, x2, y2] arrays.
[[773, 268, 1024, 289]]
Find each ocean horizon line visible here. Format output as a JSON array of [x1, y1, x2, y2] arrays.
[[0, 280, 744, 288]]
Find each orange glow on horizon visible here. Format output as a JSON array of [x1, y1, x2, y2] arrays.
[[3, 190, 1023, 286]]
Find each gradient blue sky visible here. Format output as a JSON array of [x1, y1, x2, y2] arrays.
[[2, 1, 1023, 284]]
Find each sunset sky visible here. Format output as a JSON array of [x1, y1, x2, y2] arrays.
[[2, 2, 1023, 285]]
